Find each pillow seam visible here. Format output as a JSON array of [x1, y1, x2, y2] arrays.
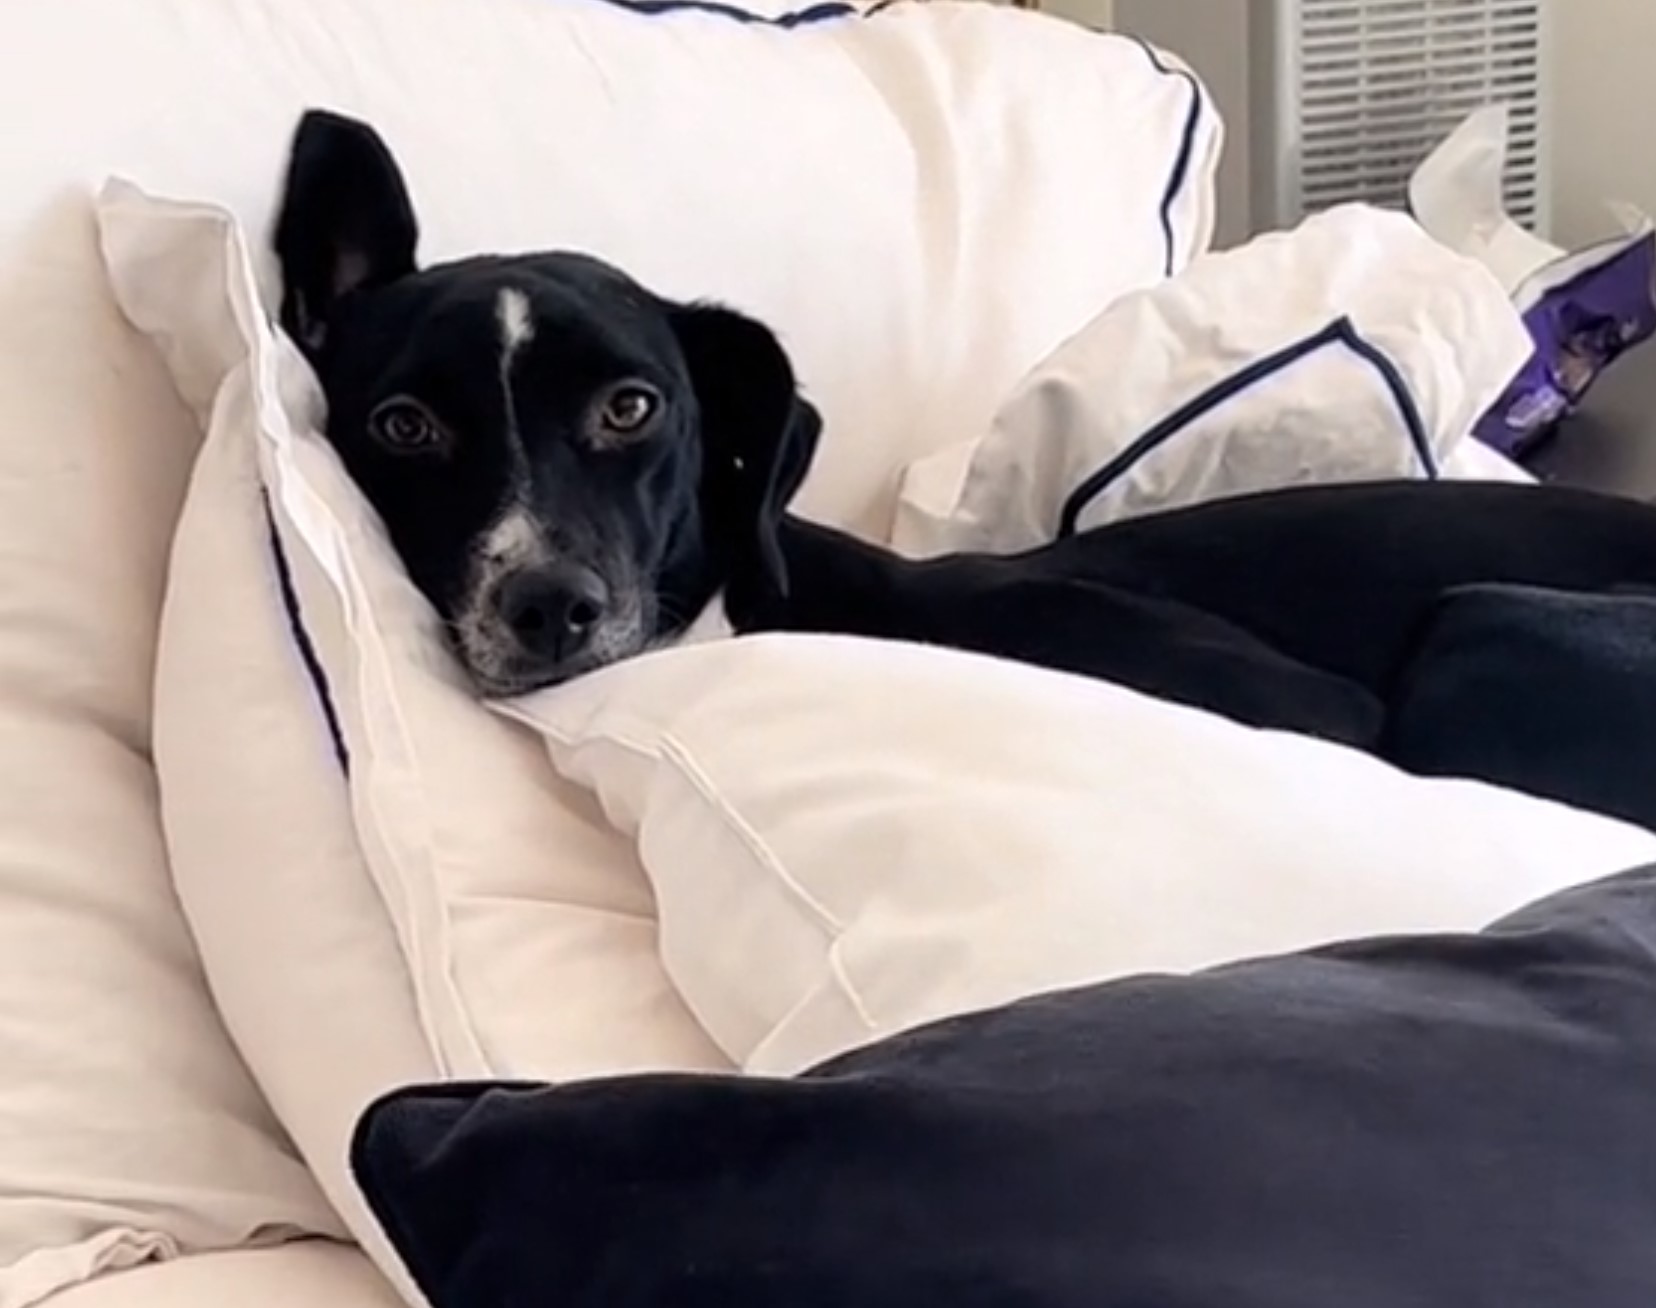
[[554, 712, 848, 937]]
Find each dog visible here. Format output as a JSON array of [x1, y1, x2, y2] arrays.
[[275, 109, 1656, 752], [274, 110, 818, 696]]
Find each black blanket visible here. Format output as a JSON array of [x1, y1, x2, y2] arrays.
[[1385, 582, 1656, 831], [355, 863, 1656, 1308]]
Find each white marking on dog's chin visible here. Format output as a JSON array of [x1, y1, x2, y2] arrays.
[[496, 288, 535, 362], [449, 502, 651, 695]]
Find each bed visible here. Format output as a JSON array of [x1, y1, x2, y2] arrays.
[[42, 1247, 399, 1308], [4, 3, 1653, 1307]]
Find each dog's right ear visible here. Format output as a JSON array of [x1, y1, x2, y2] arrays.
[[273, 110, 419, 356], [669, 305, 821, 620]]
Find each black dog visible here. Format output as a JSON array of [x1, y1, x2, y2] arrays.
[[275, 110, 816, 696], [274, 109, 1656, 754]]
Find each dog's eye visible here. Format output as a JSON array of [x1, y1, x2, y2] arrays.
[[369, 398, 447, 453], [596, 384, 660, 437]]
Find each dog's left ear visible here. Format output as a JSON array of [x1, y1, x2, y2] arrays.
[[670, 305, 821, 606], [273, 109, 420, 356]]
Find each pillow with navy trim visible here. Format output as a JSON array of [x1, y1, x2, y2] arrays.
[[894, 203, 1536, 556], [354, 862, 1656, 1308]]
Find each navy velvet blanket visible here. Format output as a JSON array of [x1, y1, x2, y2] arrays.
[[356, 862, 1656, 1308], [1384, 582, 1656, 831]]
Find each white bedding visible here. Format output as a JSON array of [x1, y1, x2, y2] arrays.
[[104, 171, 1656, 1308], [508, 632, 1656, 1074], [895, 202, 1536, 555], [43, 1245, 398, 1308], [63, 8, 1629, 1306]]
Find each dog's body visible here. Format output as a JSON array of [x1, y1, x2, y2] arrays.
[[275, 109, 1656, 753], [729, 487, 1656, 748]]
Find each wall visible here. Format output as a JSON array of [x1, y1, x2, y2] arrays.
[[1549, 0, 1656, 247], [1041, 0, 1111, 29]]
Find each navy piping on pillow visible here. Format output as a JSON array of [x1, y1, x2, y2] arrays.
[[263, 492, 351, 773], [1057, 316, 1441, 539], [596, 2, 1205, 278], [1126, 37, 1205, 278], [591, 0, 856, 26]]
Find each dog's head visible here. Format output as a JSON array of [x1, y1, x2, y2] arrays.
[[272, 110, 820, 695]]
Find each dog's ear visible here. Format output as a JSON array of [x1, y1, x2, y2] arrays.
[[273, 110, 419, 356], [670, 305, 821, 607]]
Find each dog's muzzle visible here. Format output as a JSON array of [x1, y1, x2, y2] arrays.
[[493, 564, 611, 667]]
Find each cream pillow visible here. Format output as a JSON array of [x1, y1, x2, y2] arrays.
[[0, 6, 353, 1304], [108, 190, 724, 1291], [42, 1246, 401, 1308], [505, 633, 1656, 1074]]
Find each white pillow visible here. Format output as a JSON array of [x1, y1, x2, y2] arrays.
[[99, 4, 1211, 1275], [108, 189, 724, 1295], [42, 1246, 401, 1308], [116, 0, 1216, 544], [502, 633, 1656, 1075], [0, 6, 359, 1303], [893, 204, 1535, 556]]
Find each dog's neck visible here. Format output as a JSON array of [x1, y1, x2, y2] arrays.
[[650, 505, 727, 640], [722, 515, 910, 638], [651, 509, 918, 646]]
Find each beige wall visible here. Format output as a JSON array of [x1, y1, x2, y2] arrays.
[[1042, 0, 1111, 28], [1549, 0, 1656, 247]]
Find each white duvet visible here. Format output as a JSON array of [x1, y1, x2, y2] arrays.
[[896, 204, 1536, 555]]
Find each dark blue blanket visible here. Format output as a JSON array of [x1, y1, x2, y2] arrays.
[[355, 862, 1656, 1308], [1385, 582, 1656, 831]]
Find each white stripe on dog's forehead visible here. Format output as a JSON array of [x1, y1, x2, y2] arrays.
[[495, 287, 535, 496], [496, 287, 535, 361]]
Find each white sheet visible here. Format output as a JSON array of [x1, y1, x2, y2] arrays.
[[43, 1246, 399, 1308]]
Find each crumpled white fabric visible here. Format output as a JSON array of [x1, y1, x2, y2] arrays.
[[894, 204, 1536, 557]]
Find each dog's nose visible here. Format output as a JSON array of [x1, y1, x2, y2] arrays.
[[496, 567, 611, 663]]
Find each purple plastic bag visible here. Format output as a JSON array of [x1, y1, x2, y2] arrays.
[[1474, 234, 1656, 457]]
